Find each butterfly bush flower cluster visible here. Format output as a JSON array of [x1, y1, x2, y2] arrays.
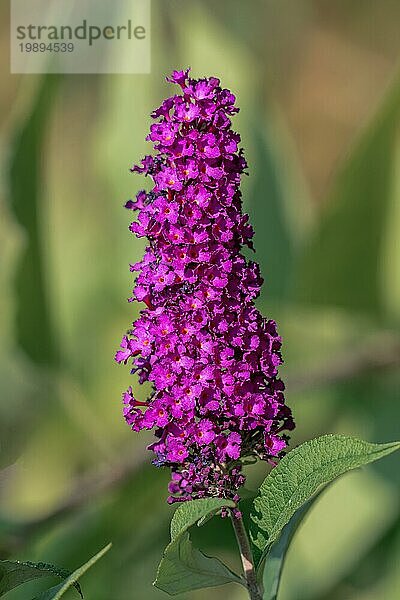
[[115, 69, 294, 504]]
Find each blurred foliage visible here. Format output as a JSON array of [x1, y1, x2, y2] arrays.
[[295, 75, 400, 319], [1, 1, 400, 599], [9, 75, 60, 366]]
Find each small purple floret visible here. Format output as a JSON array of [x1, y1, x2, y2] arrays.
[[115, 69, 294, 503]]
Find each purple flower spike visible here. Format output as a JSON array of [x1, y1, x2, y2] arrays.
[[115, 69, 294, 503]]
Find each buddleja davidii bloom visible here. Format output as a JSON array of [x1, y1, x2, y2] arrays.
[[115, 68, 294, 503]]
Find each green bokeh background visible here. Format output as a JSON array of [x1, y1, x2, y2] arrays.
[[1, 1, 400, 598]]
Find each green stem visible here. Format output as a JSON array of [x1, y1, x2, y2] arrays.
[[230, 511, 262, 600]]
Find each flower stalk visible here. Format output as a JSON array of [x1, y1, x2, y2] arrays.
[[230, 512, 262, 600]]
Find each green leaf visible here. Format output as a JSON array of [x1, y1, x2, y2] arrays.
[[250, 435, 400, 566], [295, 74, 400, 317], [9, 75, 60, 365], [169, 498, 232, 541], [155, 531, 243, 596], [0, 544, 110, 599], [258, 492, 323, 599], [0, 559, 81, 598], [32, 544, 111, 599], [154, 498, 243, 595]]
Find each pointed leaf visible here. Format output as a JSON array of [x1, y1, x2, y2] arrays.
[[250, 435, 400, 565], [0, 559, 81, 598], [258, 492, 324, 599], [154, 498, 243, 595], [31, 544, 111, 600], [0, 544, 110, 599], [155, 531, 242, 595]]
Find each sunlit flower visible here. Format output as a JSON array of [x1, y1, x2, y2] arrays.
[[115, 69, 294, 503]]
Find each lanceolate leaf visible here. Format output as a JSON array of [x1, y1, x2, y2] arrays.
[[32, 544, 111, 600], [0, 559, 82, 598], [250, 435, 400, 566], [258, 493, 324, 599], [0, 544, 111, 599], [154, 498, 243, 595]]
